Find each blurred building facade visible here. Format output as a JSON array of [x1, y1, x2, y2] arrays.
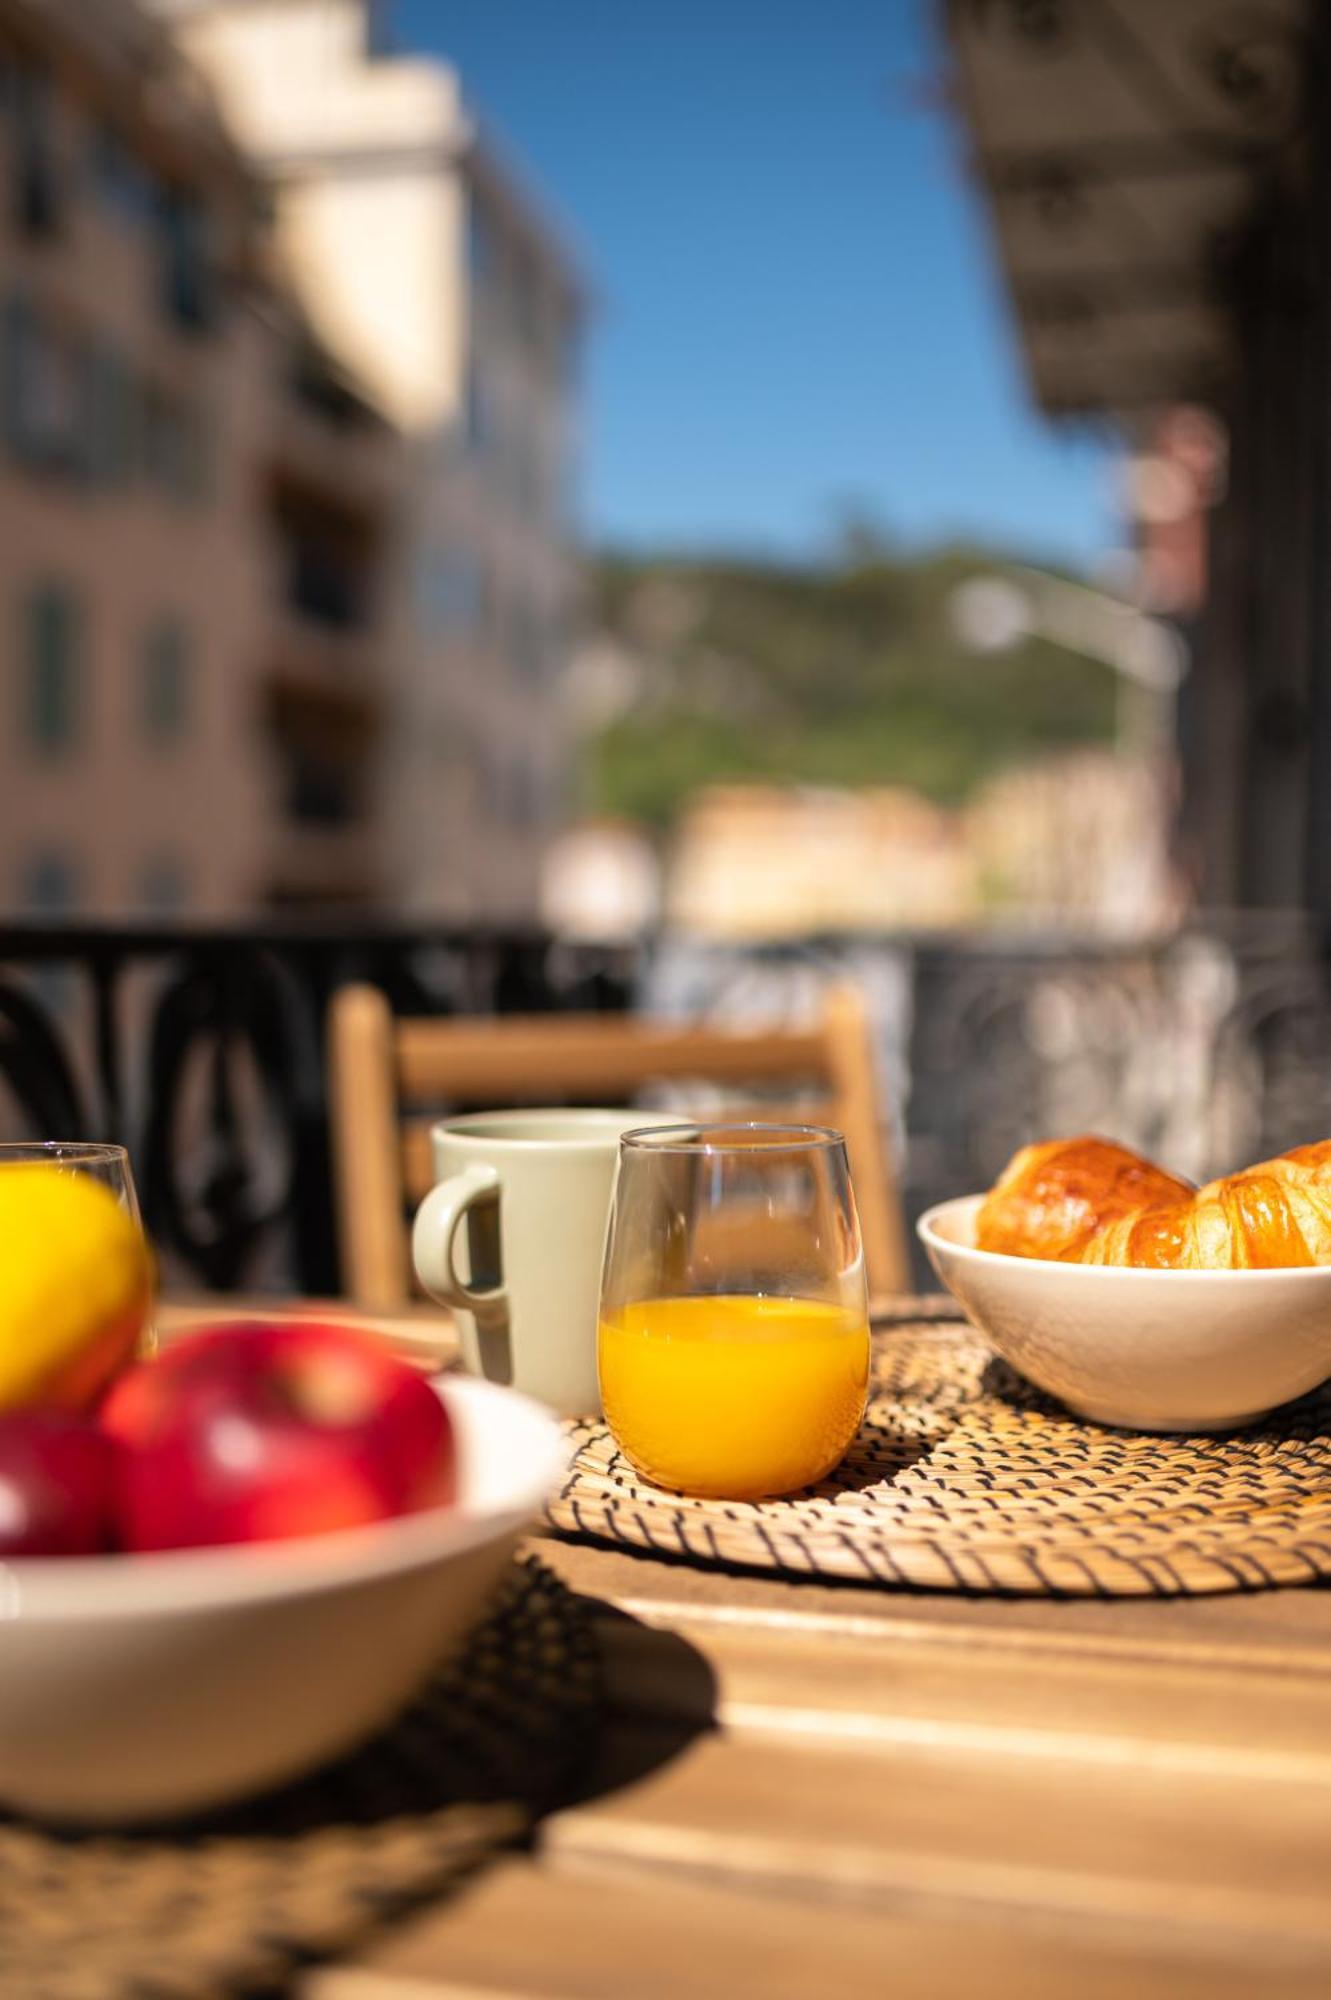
[[666, 786, 977, 938], [538, 762, 1175, 945], [0, 0, 402, 916], [0, 0, 581, 925], [155, 0, 585, 920], [648, 761, 1174, 942]]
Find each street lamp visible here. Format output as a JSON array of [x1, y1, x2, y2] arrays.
[[949, 568, 1187, 762]]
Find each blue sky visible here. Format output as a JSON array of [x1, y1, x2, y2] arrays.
[[400, 0, 1115, 568]]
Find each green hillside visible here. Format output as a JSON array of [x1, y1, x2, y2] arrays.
[[582, 545, 1120, 828]]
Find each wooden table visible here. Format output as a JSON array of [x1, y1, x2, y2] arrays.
[[163, 1301, 1331, 1998]]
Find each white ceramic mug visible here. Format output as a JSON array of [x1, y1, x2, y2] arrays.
[[411, 1109, 645, 1416]]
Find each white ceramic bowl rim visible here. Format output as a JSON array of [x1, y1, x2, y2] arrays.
[[919, 1194, 1331, 1282], [0, 1376, 566, 1623]]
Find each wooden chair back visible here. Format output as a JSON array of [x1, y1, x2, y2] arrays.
[[328, 982, 908, 1309]]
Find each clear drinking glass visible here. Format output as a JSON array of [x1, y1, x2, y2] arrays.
[[0, 1142, 153, 1349], [598, 1123, 871, 1499], [0, 1141, 143, 1224]]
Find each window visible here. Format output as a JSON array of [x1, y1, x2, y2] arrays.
[[20, 847, 77, 914], [284, 750, 359, 827], [11, 65, 60, 238], [554, 311, 580, 393], [0, 51, 25, 117], [84, 338, 134, 487], [142, 616, 188, 744], [512, 597, 542, 684], [1, 293, 35, 458], [465, 355, 493, 457], [2, 294, 85, 473], [286, 534, 366, 629], [275, 490, 371, 629], [88, 125, 158, 226], [2, 299, 213, 497], [22, 583, 81, 753], [534, 288, 566, 383], [510, 248, 539, 352], [137, 853, 187, 913], [139, 381, 210, 502], [415, 545, 481, 635], [467, 196, 494, 286], [159, 189, 219, 335]]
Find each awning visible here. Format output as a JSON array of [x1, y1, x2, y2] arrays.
[[944, 0, 1311, 417]]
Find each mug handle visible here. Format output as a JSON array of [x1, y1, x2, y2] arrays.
[[411, 1165, 510, 1339]]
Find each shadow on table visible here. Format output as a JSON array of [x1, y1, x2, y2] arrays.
[[565, 1596, 720, 1806]]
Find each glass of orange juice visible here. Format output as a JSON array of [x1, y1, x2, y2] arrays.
[[598, 1123, 870, 1499]]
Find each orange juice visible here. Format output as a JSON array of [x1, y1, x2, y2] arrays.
[[598, 1293, 870, 1500]]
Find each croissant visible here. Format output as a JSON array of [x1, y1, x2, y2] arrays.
[[976, 1137, 1193, 1263], [978, 1135, 1331, 1269]]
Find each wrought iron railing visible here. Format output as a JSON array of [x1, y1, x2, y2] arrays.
[[3, 914, 1329, 1294], [0, 922, 635, 1295]]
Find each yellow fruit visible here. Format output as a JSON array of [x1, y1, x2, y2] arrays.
[[0, 1166, 152, 1411]]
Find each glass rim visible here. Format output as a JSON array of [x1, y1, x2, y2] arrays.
[[619, 1120, 846, 1155], [0, 1141, 129, 1164]]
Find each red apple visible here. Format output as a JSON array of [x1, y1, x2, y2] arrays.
[[102, 1320, 457, 1552], [0, 1411, 118, 1556]]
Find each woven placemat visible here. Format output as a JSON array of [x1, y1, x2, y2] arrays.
[[548, 1314, 1331, 1598], [0, 1555, 599, 2000]]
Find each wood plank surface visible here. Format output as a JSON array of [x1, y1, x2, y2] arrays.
[[552, 1717, 1331, 1934], [590, 1591, 1331, 1770], [536, 1532, 1331, 1667], [303, 1854, 1331, 2000]]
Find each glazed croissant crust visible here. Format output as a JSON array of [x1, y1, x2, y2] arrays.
[[977, 1135, 1331, 1270]]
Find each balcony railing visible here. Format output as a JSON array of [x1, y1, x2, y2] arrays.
[[0, 922, 635, 1295], [2, 915, 1329, 1296]]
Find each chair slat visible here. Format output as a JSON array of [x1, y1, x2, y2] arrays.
[[327, 983, 410, 1308], [402, 1122, 437, 1205], [396, 1017, 829, 1099]]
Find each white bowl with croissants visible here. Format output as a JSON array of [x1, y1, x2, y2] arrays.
[[919, 1137, 1331, 1431]]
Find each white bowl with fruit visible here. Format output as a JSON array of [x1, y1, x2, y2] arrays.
[[0, 1166, 566, 1824]]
